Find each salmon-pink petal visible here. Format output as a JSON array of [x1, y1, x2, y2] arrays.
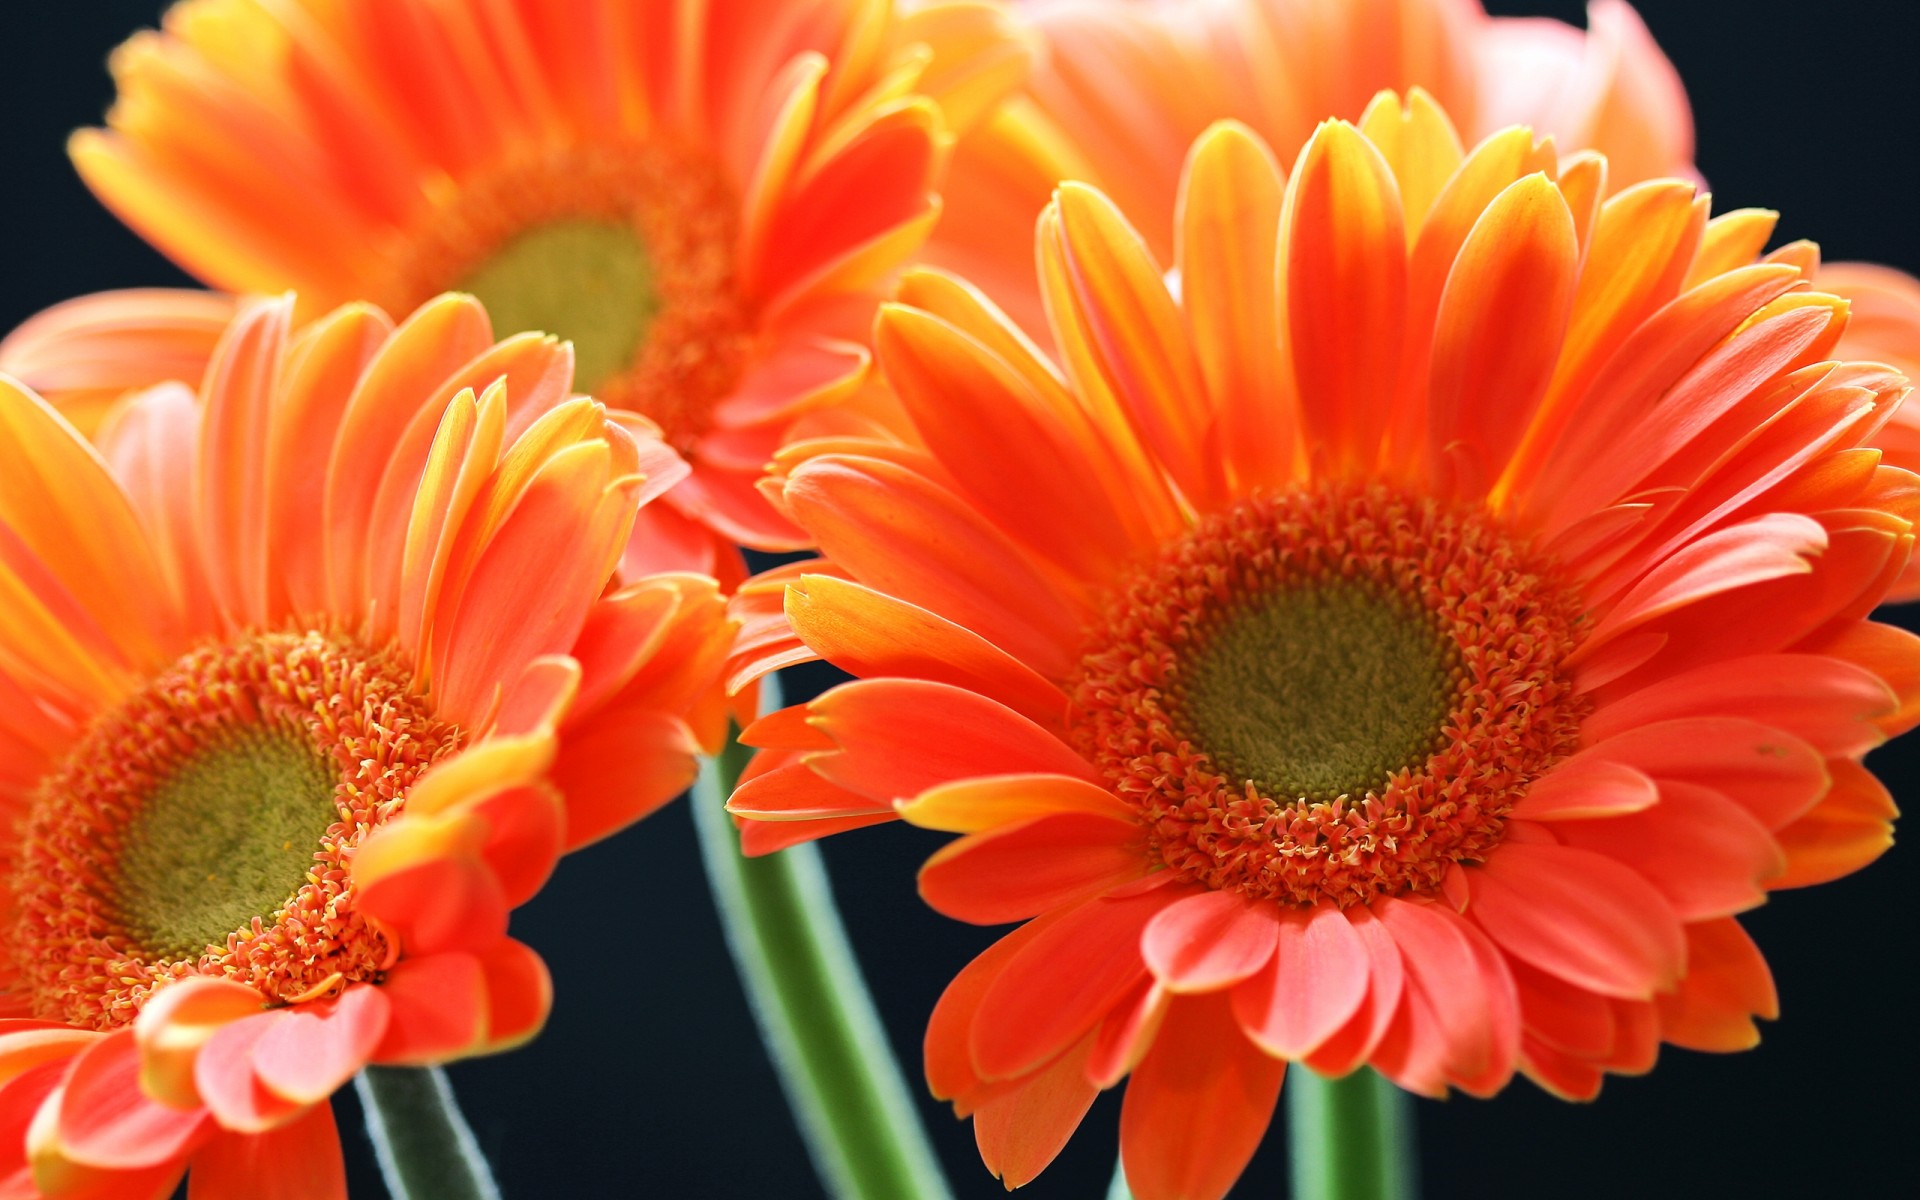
[[1118, 994, 1284, 1200], [1556, 780, 1782, 919], [1370, 898, 1518, 1097], [373, 953, 487, 1066], [1581, 717, 1828, 830], [1509, 958, 1614, 1060], [920, 812, 1149, 925], [1140, 891, 1279, 995], [972, 886, 1190, 1081], [248, 986, 390, 1106], [94, 383, 218, 639], [1811, 621, 1920, 737], [1583, 654, 1894, 757], [194, 1014, 303, 1135], [1302, 906, 1406, 1077], [727, 753, 891, 824], [1519, 1034, 1605, 1102], [1654, 918, 1777, 1052], [57, 1030, 210, 1166], [186, 1104, 344, 1200], [1465, 842, 1685, 999], [971, 1037, 1100, 1192], [132, 977, 264, 1111], [1579, 513, 1825, 654], [1512, 757, 1659, 821], [1231, 904, 1370, 1060]]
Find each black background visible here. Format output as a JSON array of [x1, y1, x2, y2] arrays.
[[6, 2, 1919, 1197]]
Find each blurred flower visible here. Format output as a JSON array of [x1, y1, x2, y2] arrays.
[[65, 0, 1032, 574], [0, 292, 733, 1197], [728, 99, 1919, 1199], [929, 0, 1920, 524]]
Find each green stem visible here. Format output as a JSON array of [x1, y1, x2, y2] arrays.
[[691, 717, 953, 1200], [1287, 1068, 1417, 1200], [355, 1065, 501, 1200]]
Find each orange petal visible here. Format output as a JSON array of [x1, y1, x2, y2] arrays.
[[1231, 904, 1370, 1059], [971, 1036, 1099, 1191], [133, 977, 265, 1111], [1177, 121, 1295, 496], [553, 708, 701, 851], [1118, 994, 1284, 1200], [920, 812, 1148, 926], [56, 1030, 209, 1168], [248, 986, 390, 1106], [1426, 173, 1577, 494], [474, 939, 552, 1055], [896, 773, 1134, 835], [1769, 758, 1898, 889], [1465, 843, 1684, 1000], [1653, 918, 1776, 1052], [1140, 890, 1279, 995], [185, 1104, 345, 1200], [372, 953, 487, 1066], [971, 887, 1185, 1081], [785, 573, 1071, 731], [1284, 120, 1408, 475]]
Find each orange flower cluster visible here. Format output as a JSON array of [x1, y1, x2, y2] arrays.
[[1, 1, 1916, 1198]]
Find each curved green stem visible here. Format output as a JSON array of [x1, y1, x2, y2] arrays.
[[691, 715, 953, 1200], [1287, 1068, 1417, 1200], [355, 1065, 500, 1200]]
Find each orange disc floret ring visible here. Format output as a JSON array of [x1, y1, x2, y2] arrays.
[[1074, 484, 1589, 908], [13, 632, 461, 1031]]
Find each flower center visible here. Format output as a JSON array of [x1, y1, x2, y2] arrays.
[[9, 631, 464, 1029], [1072, 485, 1588, 908], [1179, 581, 1457, 803], [114, 726, 339, 960], [382, 141, 753, 450]]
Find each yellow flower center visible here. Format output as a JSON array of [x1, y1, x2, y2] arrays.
[[381, 141, 754, 450], [10, 631, 465, 1029], [1072, 484, 1588, 908]]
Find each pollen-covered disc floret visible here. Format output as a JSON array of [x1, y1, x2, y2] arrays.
[[11, 630, 464, 1029], [380, 141, 752, 451], [1072, 484, 1589, 907]]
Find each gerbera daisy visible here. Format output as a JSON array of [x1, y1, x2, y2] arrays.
[[726, 99, 1920, 1199], [0, 290, 734, 1197], [66, 0, 1032, 575], [929, 0, 1920, 538]]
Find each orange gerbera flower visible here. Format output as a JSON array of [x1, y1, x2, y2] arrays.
[[727, 99, 1920, 1199], [930, 0, 1920, 536], [0, 291, 733, 1197], [67, 0, 1031, 574]]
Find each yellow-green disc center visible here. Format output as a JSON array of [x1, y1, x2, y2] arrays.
[[114, 727, 341, 959], [458, 218, 658, 391], [1181, 581, 1457, 801]]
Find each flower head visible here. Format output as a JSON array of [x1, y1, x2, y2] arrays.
[[0, 292, 733, 1196], [67, 0, 1033, 571], [728, 99, 1919, 1200], [927, 0, 1920, 567]]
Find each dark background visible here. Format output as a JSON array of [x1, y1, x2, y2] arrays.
[[6, 2, 1919, 1197]]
